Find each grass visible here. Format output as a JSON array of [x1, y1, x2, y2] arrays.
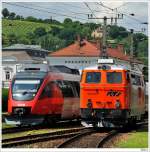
[[2, 19, 62, 37], [2, 123, 15, 129], [2, 127, 77, 140], [116, 131, 148, 148]]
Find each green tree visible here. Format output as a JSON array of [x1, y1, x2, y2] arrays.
[[8, 33, 18, 44], [50, 26, 61, 36], [2, 8, 9, 18], [34, 27, 47, 37], [38, 34, 65, 51], [15, 15, 21, 20], [18, 37, 30, 44], [59, 27, 77, 45], [63, 18, 72, 26], [26, 16, 37, 22], [8, 12, 16, 20], [2, 33, 9, 46]]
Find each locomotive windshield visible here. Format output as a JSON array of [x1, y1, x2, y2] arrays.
[[107, 72, 122, 84], [86, 72, 101, 83], [12, 79, 41, 101]]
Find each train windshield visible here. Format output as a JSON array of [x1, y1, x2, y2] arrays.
[[107, 72, 122, 84], [86, 72, 101, 83], [12, 80, 41, 101]]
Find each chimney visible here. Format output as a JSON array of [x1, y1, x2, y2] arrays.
[[117, 43, 124, 53], [76, 35, 85, 49], [76, 35, 81, 50]]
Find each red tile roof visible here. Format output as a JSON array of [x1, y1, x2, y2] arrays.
[[49, 40, 141, 63]]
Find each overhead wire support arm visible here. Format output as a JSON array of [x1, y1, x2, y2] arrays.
[[88, 15, 124, 59]]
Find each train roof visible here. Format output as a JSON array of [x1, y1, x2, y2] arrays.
[[84, 64, 143, 75], [15, 70, 80, 82], [15, 71, 47, 79]]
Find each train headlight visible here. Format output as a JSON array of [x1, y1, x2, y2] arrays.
[[87, 99, 92, 108], [115, 100, 120, 109]]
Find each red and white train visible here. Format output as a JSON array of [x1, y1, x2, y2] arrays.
[[5, 64, 80, 126]]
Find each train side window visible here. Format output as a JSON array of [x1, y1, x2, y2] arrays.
[[126, 73, 130, 83], [74, 82, 80, 97], [131, 75, 141, 86], [86, 72, 101, 83], [56, 80, 74, 97], [40, 83, 51, 99], [71, 81, 80, 97], [63, 81, 74, 97]]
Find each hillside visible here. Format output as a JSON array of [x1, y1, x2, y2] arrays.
[[2, 19, 62, 37]]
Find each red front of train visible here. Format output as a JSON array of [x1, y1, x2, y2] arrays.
[[5, 67, 80, 126], [80, 64, 145, 127]]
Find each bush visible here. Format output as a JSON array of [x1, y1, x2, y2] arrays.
[[2, 88, 8, 112]]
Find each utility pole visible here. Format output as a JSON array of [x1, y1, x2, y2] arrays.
[[88, 14, 123, 58], [130, 29, 134, 58], [102, 16, 107, 58], [129, 29, 135, 68]]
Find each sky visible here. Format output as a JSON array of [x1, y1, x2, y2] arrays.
[[2, 2, 148, 34]]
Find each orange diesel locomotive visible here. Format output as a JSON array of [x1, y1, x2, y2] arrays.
[[80, 60, 145, 127]]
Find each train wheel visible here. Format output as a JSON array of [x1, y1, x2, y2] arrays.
[[128, 118, 137, 129]]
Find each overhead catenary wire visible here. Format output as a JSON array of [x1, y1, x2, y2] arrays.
[[26, 3, 90, 16], [98, 1, 147, 24], [3, 2, 89, 22], [84, 2, 97, 18]]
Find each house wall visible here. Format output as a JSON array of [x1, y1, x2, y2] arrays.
[[46, 56, 144, 72]]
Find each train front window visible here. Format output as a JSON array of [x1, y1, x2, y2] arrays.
[[86, 72, 101, 83], [107, 72, 122, 84], [12, 80, 41, 101]]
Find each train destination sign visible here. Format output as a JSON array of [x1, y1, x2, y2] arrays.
[[98, 59, 114, 64]]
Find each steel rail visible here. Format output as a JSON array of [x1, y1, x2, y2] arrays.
[[57, 129, 95, 148], [2, 127, 89, 148], [96, 130, 118, 148]]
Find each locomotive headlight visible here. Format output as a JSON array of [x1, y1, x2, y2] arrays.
[[115, 100, 120, 109], [87, 99, 92, 108]]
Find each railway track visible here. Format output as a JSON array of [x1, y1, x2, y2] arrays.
[[2, 125, 46, 134], [2, 127, 89, 148], [57, 129, 118, 148], [2, 119, 81, 134]]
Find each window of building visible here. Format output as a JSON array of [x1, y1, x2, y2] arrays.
[[6, 71, 10, 80], [107, 72, 122, 84], [86, 72, 101, 83]]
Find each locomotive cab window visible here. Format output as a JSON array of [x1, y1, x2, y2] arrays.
[[107, 72, 122, 84], [85, 72, 101, 83]]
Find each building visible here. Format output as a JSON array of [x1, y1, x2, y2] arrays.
[[91, 27, 103, 39], [47, 39, 144, 73], [2, 44, 49, 88]]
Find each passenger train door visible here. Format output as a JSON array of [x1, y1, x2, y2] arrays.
[[35, 82, 63, 115], [58, 80, 79, 119]]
